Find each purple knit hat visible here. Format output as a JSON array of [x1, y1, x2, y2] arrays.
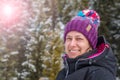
[[64, 9, 100, 49]]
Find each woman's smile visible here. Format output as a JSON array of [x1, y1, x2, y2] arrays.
[[65, 31, 92, 58]]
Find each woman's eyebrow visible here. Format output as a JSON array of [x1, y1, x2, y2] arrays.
[[75, 35, 82, 37], [66, 35, 72, 37]]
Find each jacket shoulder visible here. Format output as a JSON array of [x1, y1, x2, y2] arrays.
[[86, 66, 116, 80], [56, 68, 66, 80]]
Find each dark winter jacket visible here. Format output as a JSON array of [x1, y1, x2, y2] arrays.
[[56, 36, 117, 80]]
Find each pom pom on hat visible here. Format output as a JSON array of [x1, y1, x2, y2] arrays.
[[77, 9, 100, 29], [64, 9, 100, 49]]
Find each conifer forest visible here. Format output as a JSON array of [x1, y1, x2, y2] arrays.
[[0, 0, 119, 80]]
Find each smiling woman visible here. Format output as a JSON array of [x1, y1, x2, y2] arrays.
[[56, 9, 117, 80]]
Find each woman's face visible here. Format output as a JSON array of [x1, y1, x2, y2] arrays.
[[65, 31, 92, 58]]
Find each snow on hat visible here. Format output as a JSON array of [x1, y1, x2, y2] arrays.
[[64, 9, 100, 49]]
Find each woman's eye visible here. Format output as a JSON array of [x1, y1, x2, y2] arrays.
[[66, 38, 71, 41], [76, 38, 82, 41]]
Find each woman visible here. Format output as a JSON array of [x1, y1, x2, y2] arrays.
[[56, 10, 117, 80]]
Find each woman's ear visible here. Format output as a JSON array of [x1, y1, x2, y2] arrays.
[[86, 47, 93, 52]]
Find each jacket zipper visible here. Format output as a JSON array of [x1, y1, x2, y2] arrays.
[[64, 57, 69, 78], [75, 58, 90, 71]]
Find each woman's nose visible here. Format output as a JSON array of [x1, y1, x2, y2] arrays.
[[70, 39, 77, 47]]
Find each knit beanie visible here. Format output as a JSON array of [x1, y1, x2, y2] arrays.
[[64, 9, 100, 49]]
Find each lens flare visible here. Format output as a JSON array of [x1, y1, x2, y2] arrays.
[[3, 5, 13, 17], [0, 1, 22, 26], [0, 0, 30, 27]]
